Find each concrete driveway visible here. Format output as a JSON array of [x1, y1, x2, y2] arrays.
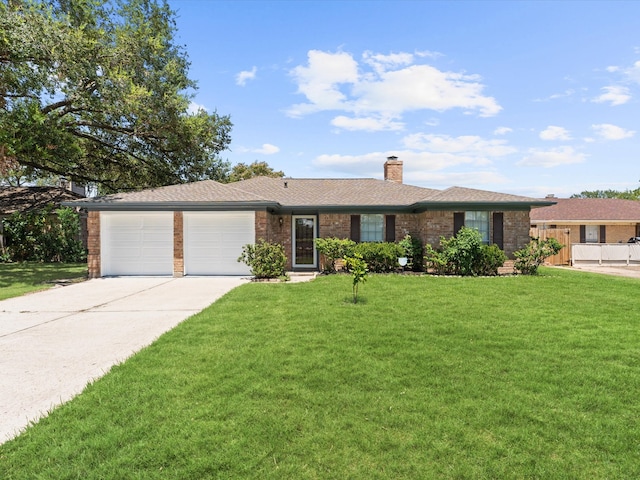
[[0, 276, 248, 444]]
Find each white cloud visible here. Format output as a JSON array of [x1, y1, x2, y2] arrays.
[[624, 60, 640, 83], [402, 133, 516, 157], [287, 49, 501, 128], [591, 123, 635, 140], [236, 66, 257, 86], [592, 85, 631, 106], [238, 143, 280, 155], [534, 89, 575, 102], [331, 115, 404, 132], [493, 127, 512, 135], [518, 146, 586, 168], [539, 125, 572, 141], [362, 51, 414, 74], [313, 149, 509, 186], [187, 101, 207, 114], [606, 66, 620, 73]]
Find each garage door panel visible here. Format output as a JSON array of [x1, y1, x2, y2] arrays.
[[184, 212, 254, 276], [101, 212, 173, 276]]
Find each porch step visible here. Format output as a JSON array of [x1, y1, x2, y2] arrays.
[[498, 260, 515, 275]]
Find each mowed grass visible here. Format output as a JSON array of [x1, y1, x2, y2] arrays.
[[0, 262, 87, 300], [1, 268, 640, 478]]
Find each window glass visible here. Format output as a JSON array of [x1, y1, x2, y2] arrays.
[[465, 211, 489, 243], [585, 225, 599, 243], [361, 214, 384, 242]]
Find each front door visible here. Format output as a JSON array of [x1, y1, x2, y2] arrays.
[[292, 215, 317, 268]]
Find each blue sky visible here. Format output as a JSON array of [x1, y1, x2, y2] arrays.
[[169, 0, 640, 197]]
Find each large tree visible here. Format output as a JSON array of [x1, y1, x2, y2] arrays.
[[227, 160, 284, 183], [0, 0, 232, 193]]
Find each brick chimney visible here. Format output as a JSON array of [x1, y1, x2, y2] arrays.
[[384, 156, 403, 183]]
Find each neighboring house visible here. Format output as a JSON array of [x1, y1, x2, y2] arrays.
[[0, 186, 85, 251], [530, 197, 640, 244], [65, 157, 553, 278]]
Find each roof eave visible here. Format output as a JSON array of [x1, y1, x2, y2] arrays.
[[272, 204, 415, 214], [412, 201, 553, 211], [60, 200, 280, 211]]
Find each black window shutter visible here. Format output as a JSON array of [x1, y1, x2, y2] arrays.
[[579, 225, 586, 243], [385, 215, 396, 242], [600, 225, 606, 243], [493, 212, 504, 249], [350, 215, 361, 242], [454, 212, 465, 235]]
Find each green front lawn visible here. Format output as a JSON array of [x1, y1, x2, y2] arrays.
[[1, 269, 639, 478], [0, 262, 87, 301]]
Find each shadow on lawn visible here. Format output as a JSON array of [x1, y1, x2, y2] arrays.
[[0, 263, 87, 289]]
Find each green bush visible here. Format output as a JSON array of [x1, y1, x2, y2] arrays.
[[424, 227, 507, 276], [1, 206, 86, 263], [314, 237, 356, 273], [398, 234, 424, 271], [441, 226, 483, 276], [237, 240, 287, 279], [352, 242, 404, 273], [514, 237, 563, 275], [477, 244, 507, 276]]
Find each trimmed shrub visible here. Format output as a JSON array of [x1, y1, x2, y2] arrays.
[[477, 244, 507, 276], [237, 240, 286, 279], [514, 237, 563, 275], [314, 237, 356, 273], [352, 242, 404, 273]]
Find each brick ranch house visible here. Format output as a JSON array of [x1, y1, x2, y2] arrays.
[[531, 196, 640, 244], [65, 157, 554, 278]]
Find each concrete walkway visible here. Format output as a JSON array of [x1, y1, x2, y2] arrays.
[[0, 276, 248, 444], [567, 264, 640, 279]]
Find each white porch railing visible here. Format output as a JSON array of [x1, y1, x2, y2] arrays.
[[571, 243, 640, 266]]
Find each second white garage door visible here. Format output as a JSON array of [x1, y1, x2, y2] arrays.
[[183, 212, 255, 275]]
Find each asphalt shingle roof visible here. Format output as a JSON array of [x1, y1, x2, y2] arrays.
[[530, 198, 640, 222], [65, 176, 552, 211], [0, 187, 84, 215]]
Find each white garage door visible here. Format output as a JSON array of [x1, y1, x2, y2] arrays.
[[101, 212, 173, 276], [184, 211, 255, 275]]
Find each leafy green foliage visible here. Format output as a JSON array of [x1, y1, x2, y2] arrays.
[[425, 226, 507, 276], [0, 0, 232, 193], [571, 186, 640, 200], [514, 237, 563, 275], [352, 241, 404, 273], [237, 240, 286, 279], [226, 161, 284, 183], [314, 237, 355, 273], [1, 206, 86, 262], [343, 252, 367, 303], [398, 233, 424, 271], [476, 244, 508, 276]]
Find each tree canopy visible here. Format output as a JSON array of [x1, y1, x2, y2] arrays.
[[227, 160, 285, 183], [571, 186, 640, 200], [0, 0, 232, 193]]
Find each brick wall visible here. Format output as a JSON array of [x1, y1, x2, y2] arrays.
[[87, 211, 100, 278], [173, 211, 184, 277], [503, 210, 531, 256]]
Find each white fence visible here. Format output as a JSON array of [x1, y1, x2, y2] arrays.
[[572, 243, 640, 266]]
